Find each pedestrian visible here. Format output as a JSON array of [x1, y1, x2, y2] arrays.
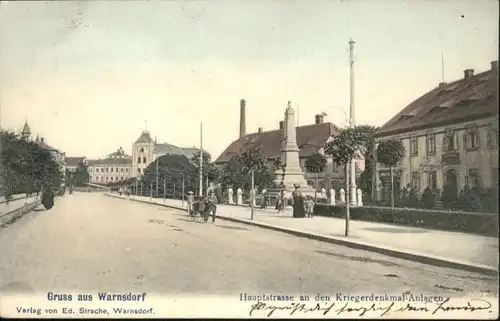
[[187, 191, 194, 215], [206, 191, 218, 223], [41, 185, 55, 210], [291, 184, 305, 218], [305, 196, 315, 218], [275, 188, 285, 213]]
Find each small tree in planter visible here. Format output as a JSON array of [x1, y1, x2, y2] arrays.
[[419, 187, 436, 209], [376, 139, 406, 208], [324, 127, 366, 236], [304, 152, 327, 201]]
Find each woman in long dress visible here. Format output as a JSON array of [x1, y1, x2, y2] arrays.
[[41, 186, 55, 210], [291, 184, 305, 218]]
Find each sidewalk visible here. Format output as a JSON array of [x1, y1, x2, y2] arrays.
[[108, 193, 499, 275], [1, 194, 38, 216]]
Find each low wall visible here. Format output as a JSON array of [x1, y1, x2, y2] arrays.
[[0, 194, 40, 227], [314, 204, 498, 237]]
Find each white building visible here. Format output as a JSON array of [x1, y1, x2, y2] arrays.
[[374, 61, 498, 203], [87, 147, 132, 184], [130, 130, 199, 178], [65, 157, 88, 172]]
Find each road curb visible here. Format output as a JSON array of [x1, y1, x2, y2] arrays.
[[0, 200, 41, 227], [107, 194, 498, 276]]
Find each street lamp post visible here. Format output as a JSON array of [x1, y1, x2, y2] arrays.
[[348, 38, 357, 207], [181, 175, 185, 207], [163, 177, 166, 203], [199, 123, 203, 197]]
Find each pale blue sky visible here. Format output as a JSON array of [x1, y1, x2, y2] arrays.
[[0, 0, 498, 159]]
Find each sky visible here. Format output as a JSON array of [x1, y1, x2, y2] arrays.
[[0, 0, 498, 160]]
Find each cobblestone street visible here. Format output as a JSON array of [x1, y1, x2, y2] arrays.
[[0, 193, 497, 298]]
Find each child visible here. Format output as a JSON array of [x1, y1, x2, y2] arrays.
[[305, 196, 315, 218], [187, 191, 194, 214]]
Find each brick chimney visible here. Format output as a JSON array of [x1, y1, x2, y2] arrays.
[[279, 121, 285, 130], [464, 69, 474, 79], [315, 114, 324, 124], [258, 127, 263, 133], [491, 60, 498, 70], [239, 99, 246, 138]]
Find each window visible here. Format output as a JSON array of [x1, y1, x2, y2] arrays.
[[488, 123, 498, 148], [426, 134, 436, 155], [126, 168, 129, 172], [96, 168, 99, 172], [111, 167, 114, 172], [138, 168, 141, 174], [140, 147, 144, 153], [89, 175, 93, 180], [137, 157, 141, 164], [468, 169, 480, 186], [442, 130, 456, 151], [111, 177, 114, 181], [411, 171, 420, 190], [121, 168, 124, 172], [464, 126, 480, 150], [143, 157, 147, 163], [116, 177, 118, 181], [428, 171, 437, 190], [105, 177, 109, 181], [410, 137, 418, 156], [105, 167, 108, 172]]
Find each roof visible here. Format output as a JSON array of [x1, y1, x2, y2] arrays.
[[214, 122, 340, 164], [66, 157, 85, 166], [376, 64, 499, 138], [108, 147, 131, 159], [88, 158, 132, 166], [181, 147, 200, 160], [36, 140, 58, 152], [134, 131, 154, 144], [154, 143, 185, 156]]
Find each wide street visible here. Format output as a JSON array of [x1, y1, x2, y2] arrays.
[[0, 193, 497, 298]]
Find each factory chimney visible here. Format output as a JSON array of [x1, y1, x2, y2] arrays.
[[239, 99, 246, 138]]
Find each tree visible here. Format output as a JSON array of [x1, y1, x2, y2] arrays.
[[376, 139, 406, 208], [354, 125, 379, 199], [73, 162, 90, 186], [190, 150, 219, 183], [0, 129, 62, 199], [220, 146, 275, 193], [304, 152, 327, 200], [324, 127, 367, 236], [143, 154, 198, 197]]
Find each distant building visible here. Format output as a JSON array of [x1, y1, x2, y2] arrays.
[[131, 130, 200, 178], [87, 147, 132, 184], [374, 61, 498, 203], [20, 119, 66, 184], [66, 157, 87, 172], [214, 99, 365, 190]]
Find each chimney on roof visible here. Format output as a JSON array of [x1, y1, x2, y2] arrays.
[[438, 82, 446, 88], [258, 127, 263, 133], [491, 60, 498, 70], [279, 121, 285, 130], [464, 69, 474, 79], [239, 99, 246, 138], [41, 137, 45, 143], [315, 114, 324, 124]]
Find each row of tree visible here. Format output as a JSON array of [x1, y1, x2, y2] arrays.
[[1, 129, 63, 199]]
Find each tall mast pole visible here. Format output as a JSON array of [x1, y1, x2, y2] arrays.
[[349, 38, 357, 207], [199, 122, 203, 197]]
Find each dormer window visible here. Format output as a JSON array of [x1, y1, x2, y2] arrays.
[[398, 114, 415, 121], [140, 147, 144, 153]]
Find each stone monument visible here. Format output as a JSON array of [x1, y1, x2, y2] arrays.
[[236, 188, 243, 205], [357, 188, 363, 207], [339, 188, 345, 204], [227, 187, 234, 204], [329, 188, 336, 206], [270, 101, 315, 196]]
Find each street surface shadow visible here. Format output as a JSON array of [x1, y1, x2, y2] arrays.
[[316, 250, 401, 267], [32, 208, 46, 212], [177, 218, 205, 224], [217, 226, 250, 231], [362, 227, 427, 234], [172, 228, 184, 232]]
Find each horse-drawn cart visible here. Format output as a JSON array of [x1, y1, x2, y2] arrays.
[[189, 200, 217, 223]]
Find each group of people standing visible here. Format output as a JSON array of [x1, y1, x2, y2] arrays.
[[272, 184, 315, 218]]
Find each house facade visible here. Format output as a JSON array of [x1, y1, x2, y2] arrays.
[[374, 61, 498, 203], [87, 147, 132, 184], [130, 130, 200, 178]]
